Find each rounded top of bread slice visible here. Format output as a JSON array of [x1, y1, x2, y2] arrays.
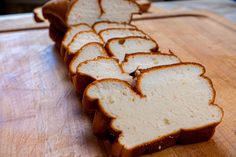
[[105, 36, 159, 62], [93, 21, 137, 34], [99, 28, 147, 43], [67, 30, 104, 55], [121, 53, 181, 73], [77, 57, 132, 83], [69, 42, 108, 75], [84, 63, 223, 150]]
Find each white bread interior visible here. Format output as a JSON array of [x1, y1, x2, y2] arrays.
[[66, 0, 101, 26], [106, 37, 158, 62], [61, 24, 92, 56], [69, 43, 108, 75], [99, 28, 147, 43], [66, 0, 140, 26], [99, 0, 140, 23], [93, 21, 137, 34], [121, 53, 181, 74], [66, 31, 104, 55], [77, 57, 133, 84], [85, 63, 223, 151]]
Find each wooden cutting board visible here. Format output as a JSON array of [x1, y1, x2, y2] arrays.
[[0, 8, 236, 157]]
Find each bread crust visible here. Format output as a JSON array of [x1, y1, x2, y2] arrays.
[[42, 0, 70, 32], [60, 23, 92, 57], [33, 7, 46, 23], [68, 42, 108, 78], [98, 28, 151, 44], [105, 36, 159, 57], [75, 57, 127, 95], [83, 63, 224, 157], [92, 21, 138, 33], [49, 24, 64, 50], [64, 30, 104, 65]]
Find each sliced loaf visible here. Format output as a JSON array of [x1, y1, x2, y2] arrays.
[[64, 30, 104, 64], [83, 63, 223, 157], [121, 53, 181, 74], [75, 57, 132, 94], [105, 37, 158, 62], [61, 24, 92, 57]]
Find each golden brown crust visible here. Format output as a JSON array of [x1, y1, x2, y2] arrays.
[[75, 57, 126, 95], [64, 30, 103, 65], [60, 23, 92, 57], [49, 24, 64, 50], [83, 63, 223, 157], [69, 42, 108, 77], [33, 7, 46, 23], [98, 28, 154, 46], [42, 0, 70, 32], [105, 36, 159, 57], [92, 21, 138, 33]]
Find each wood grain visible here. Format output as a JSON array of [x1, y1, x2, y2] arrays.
[[0, 9, 236, 157]]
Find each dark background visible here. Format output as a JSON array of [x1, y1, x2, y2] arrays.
[[0, 0, 175, 15]]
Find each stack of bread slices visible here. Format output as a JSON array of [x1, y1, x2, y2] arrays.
[[36, 0, 223, 156]]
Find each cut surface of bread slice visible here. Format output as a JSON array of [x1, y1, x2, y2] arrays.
[[69, 43, 108, 75], [121, 53, 181, 74], [84, 63, 223, 157], [65, 31, 104, 64], [93, 21, 137, 34], [99, 0, 140, 23], [99, 28, 147, 43], [61, 24, 92, 57], [75, 57, 132, 94], [66, 0, 140, 26], [106, 37, 158, 62]]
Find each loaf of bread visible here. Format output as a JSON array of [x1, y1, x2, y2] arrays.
[[36, 1, 223, 156], [83, 63, 223, 157], [105, 37, 159, 62]]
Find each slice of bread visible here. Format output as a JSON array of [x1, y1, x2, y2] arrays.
[[75, 57, 133, 94], [83, 63, 223, 157], [99, 28, 147, 43], [61, 24, 92, 57], [105, 37, 158, 62], [93, 21, 137, 34], [65, 30, 104, 64], [67, 0, 140, 26], [98, 0, 140, 23], [121, 53, 181, 74], [69, 42, 108, 77]]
